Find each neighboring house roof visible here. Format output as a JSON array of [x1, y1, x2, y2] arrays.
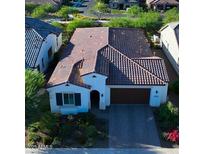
[[26, 17, 62, 38], [25, 28, 44, 68], [159, 21, 179, 45], [25, 0, 62, 6], [47, 27, 169, 88], [25, 17, 62, 68], [149, 0, 179, 5]]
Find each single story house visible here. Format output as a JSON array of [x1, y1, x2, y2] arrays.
[[159, 22, 179, 74], [25, 0, 63, 8], [25, 17, 62, 72], [47, 27, 169, 115], [146, 0, 179, 10], [109, 0, 142, 10]]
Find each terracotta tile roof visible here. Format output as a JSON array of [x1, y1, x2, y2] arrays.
[[99, 45, 167, 85], [47, 27, 169, 88]]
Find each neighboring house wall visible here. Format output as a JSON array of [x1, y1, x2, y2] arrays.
[[47, 83, 90, 115], [35, 33, 62, 72], [107, 84, 168, 107], [160, 27, 179, 74], [82, 73, 108, 110]]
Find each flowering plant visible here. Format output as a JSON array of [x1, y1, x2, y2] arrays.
[[166, 129, 179, 143]]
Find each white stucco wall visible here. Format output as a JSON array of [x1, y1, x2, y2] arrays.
[[107, 84, 168, 107], [82, 73, 108, 110], [47, 83, 90, 115], [35, 33, 62, 72], [160, 26, 179, 73]]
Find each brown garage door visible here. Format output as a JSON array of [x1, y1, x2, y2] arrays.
[[111, 88, 150, 104]]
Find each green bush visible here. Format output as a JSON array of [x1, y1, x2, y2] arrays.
[[163, 7, 179, 25], [66, 19, 95, 35], [39, 112, 59, 135], [51, 22, 65, 30], [127, 5, 143, 17], [104, 17, 134, 28], [25, 3, 39, 14], [169, 80, 179, 94], [157, 101, 179, 130], [51, 137, 61, 147], [28, 122, 40, 133], [59, 123, 72, 138], [42, 135, 53, 145], [105, 11, 162, 31], [56, 6, 79, 20], [77, 112, 96, 126], [134, 11, 162, 31], [25, 69, 45, 100], [85, 125, 98, 138], [28, 132, 41, 143], [31, 3, 54, 18]]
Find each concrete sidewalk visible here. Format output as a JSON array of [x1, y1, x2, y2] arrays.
[[25, 148, 179, 154]]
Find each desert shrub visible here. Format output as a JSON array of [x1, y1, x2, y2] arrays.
[[28, 132, 41, 143], [134, 11, 162, 31], [105, 11, 162, 31], [39, 112, 59, 135], [84, 137, 95, 147], [73, 130, 87, 145], [25, 69, 45, 100], [163, 7, 179, 25], [42, 135, 53, 145], [85, 125, 98, 138], [25, 3, 39, 14], [157, 101, 179, 130], [169, 80, 179, 94], [77, 112, 96, 126], [28, 122, 40, 133], [56, 6, 79, 20], [66, 19, 95, 35], [127, 5, 143, 17], [104, 17, 134, 28], [51, 137, 61, 147], [59, 123, 72, 138], [51, 22, 65, 30], [31, 3, 54, 18]]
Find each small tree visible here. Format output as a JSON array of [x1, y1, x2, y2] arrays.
[[56, 6, 79, 20], [25, 69, 45, 100], [93, 2, 109, 19], [127, 5, 143, 17], [163, 7, 179, 25]]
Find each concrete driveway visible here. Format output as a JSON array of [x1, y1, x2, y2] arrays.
[[109, 104, 160, 148]]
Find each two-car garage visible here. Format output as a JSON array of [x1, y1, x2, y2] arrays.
[[110, 88, 151, 104]]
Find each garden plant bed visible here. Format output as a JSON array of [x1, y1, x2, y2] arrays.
[[152, 101, 179, 148], [25, 92, 108, 148]]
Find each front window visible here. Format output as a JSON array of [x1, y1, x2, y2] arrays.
[[63, 93, 75, 105]]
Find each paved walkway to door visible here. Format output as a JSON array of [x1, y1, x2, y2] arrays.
[[108, 104, 160, 148]]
